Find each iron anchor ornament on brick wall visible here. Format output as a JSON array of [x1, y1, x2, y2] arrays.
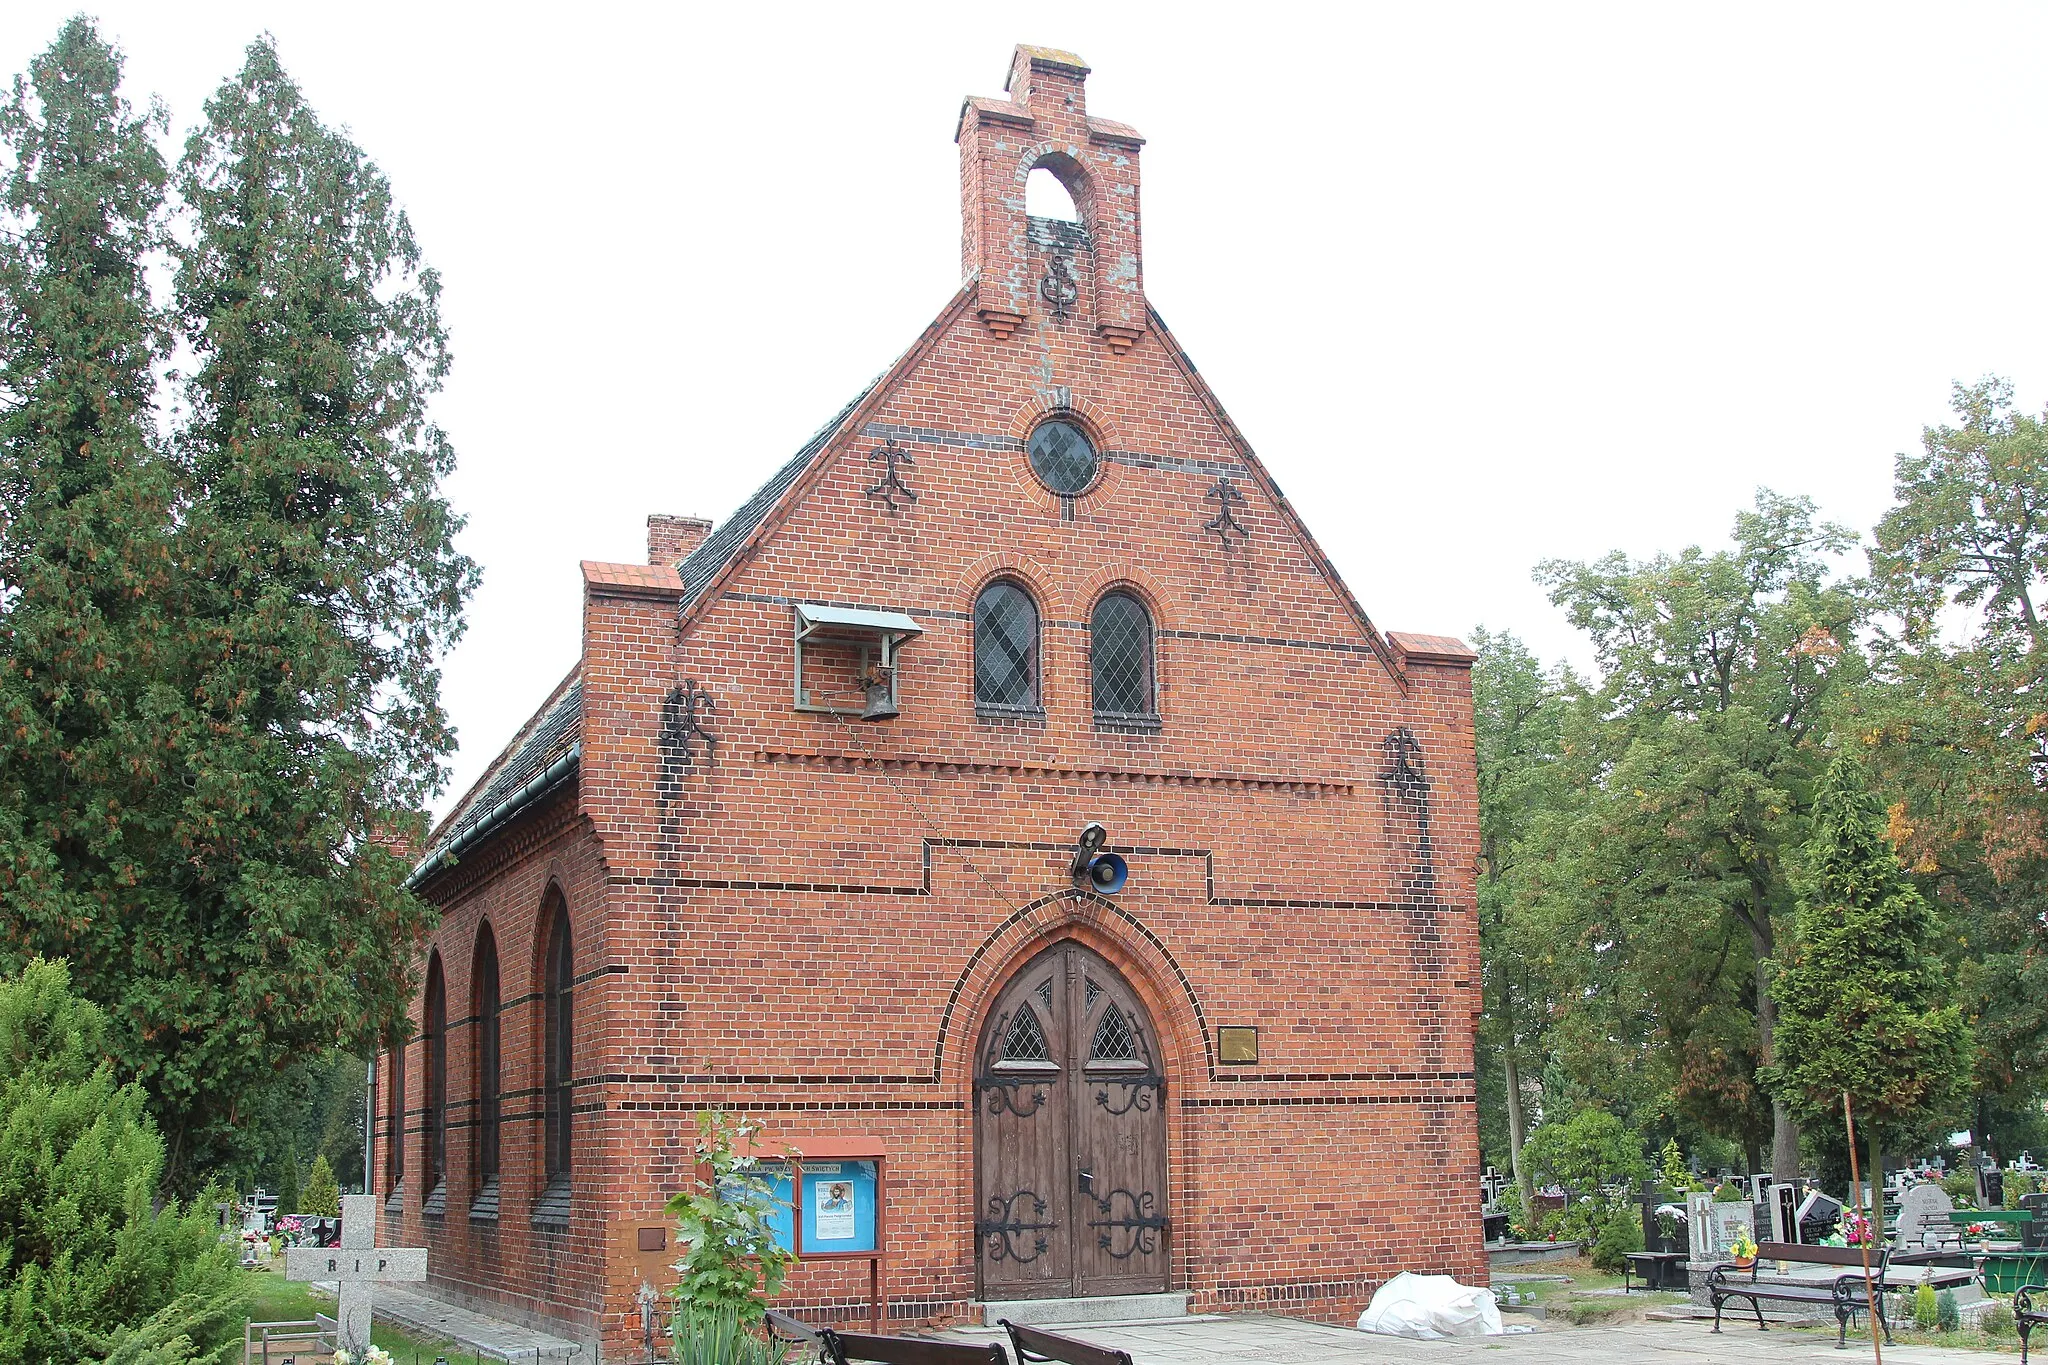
[[660, 681, 718, 770], [864, 438, 919, 515], [1203, 476, 1249, 545], [1041, 252, 1079, 319]]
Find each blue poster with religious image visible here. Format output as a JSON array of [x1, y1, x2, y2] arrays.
[[800, 1160, 878, 1254]]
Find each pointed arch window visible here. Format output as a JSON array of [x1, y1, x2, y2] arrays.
[[1090, 590, 1156, 727], [471, 924, 501, 1193], [974, 580, 1041, 713], [542, 898, 574, 1185], [1090, 1003, 1139, 1062], [1000, 1005, 1052, 1064], [423, 953, 447, 1204], [384, 1034, 405, 1194]]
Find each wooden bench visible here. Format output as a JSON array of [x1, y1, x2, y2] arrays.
[[1706, 1242, 1891, 1349], [999, 1319, 1135, 1365], [766, 1309, 1010, 1365], [2017, 1281, 2045, 1364]]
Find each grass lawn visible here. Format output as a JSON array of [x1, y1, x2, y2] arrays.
[[242, 1266, 462, 1362]]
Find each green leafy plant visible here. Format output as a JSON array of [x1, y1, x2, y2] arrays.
[[1981, 1302, 2015, 1337], [1912, 1283, 1938, 1330], [1658, 1139, 1692, 1194], [1713, 1183, 1747, 1203], [1936, 1288, 1959, 1332], [667, 1112, 796, 1327], [670, 1305, 789, 1365], [1939, 1169, 1977, 1202]]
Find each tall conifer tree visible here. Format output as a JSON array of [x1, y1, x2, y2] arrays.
[[1760, 753, 1971, 1186], [0, 15, 188, 1146], [148, 36, 476, 1185], [1, 24, 475, 1189]]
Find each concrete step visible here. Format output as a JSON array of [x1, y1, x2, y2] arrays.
[[980, 1292, 1191, 1327]]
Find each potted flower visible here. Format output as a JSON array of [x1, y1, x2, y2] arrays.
[[1842, 1212, 1873, 1247], [1729, 1225, 1758, 1268]]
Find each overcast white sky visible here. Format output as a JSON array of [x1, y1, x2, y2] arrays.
[[6, 3, 2045, 818]]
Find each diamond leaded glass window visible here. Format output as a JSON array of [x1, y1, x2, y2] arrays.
[[1090, 591, 1154, 720], [1091, 1004, 1138, 1062], [1028, 419, 1099, 494], [975, 580, 1040, 711], [1002, 1006, 1052, 1063]]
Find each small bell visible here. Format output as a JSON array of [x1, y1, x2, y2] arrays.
[[859, 667, 898, 720]]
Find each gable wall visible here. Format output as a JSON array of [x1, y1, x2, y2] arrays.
[[558, 294, 1483, 1349]]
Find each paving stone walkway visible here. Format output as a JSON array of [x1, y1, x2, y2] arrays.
[[937, 1314, 1994, 1364], [353, 1284, 588, 1361]]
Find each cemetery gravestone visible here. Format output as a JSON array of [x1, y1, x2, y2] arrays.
[[283, 1194, 426, 1355], [2021, 1192, 2048, 1251], [1797, 1189, 1844, 1243], [1687, 1192, 1718, 1261], [1892, 1183, 1954, 1251], [1710, 1202, 1754, 1258]]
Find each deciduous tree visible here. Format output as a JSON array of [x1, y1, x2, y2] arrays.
[[1528, 491, 1863, 1179]]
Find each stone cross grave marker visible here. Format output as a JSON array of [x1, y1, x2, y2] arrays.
[[1892, 1182, 1954, 1251], [283, 1194, 426, 1356]]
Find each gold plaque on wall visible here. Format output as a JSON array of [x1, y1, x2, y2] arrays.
[[1218, 1026, 1259, 1064]]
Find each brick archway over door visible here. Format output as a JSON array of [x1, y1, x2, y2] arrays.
[[974, 940, 1169, 1301]]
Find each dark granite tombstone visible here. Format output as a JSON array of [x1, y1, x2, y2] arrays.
[[2021, 1192, 2047, 1250], [1797, 1189, 1844, 1243]]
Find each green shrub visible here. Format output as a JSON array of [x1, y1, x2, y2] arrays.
[[1712, 1183, 1747, 1203], [1940, 1169, 1977, 1202], [0, 959, 249, 1363], [1521, 1110, 1650, 1194], [300, 1154, 340, 1216], [1912, 1283, 1938, 1330], [1936, 1288, 1959, 1332], [1981, 1302, 2015, 1338], [2005, 1172, 2038, 1209], [1590, 1209, 1645, 1272]]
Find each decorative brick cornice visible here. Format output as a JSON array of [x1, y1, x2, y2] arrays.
[[974, 305, 1024, 340], [1097, 321, 1143, 355]]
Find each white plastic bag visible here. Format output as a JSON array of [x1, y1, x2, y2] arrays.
[[1356, 1271, 1506, 1339]]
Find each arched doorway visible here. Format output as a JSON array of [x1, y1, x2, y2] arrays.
[[974, 941, 1168, 1300]]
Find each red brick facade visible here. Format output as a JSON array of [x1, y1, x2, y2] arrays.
[[380, 45, 1485, 1357]]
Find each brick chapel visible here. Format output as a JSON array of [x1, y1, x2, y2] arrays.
[[378, 45, 1486, 1356]]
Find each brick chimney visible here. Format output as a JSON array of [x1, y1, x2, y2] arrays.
[[647, 514, 713, 567], [955, 45, 1146, 353]]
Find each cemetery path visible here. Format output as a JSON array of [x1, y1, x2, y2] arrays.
[[936, 1314, 1995, 1363], [368, 1284, 585, 1360]]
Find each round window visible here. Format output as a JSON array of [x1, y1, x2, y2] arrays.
[[1028, 419, 1099, 494]]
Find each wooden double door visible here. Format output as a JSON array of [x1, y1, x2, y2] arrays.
[[974, 942, 1168, 1300]]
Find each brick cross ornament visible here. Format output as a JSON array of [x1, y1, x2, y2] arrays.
[[283, 1194, 426, 1356]]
